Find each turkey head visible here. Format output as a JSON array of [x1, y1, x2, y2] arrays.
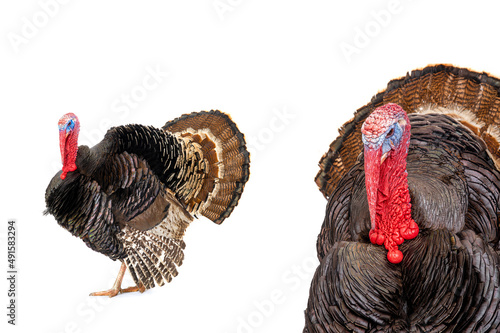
[[361, 103, 419, 263], [58, 113, 80, 180]]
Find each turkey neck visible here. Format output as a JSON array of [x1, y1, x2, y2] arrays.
[[375, 141, 412, 237], [60, 122, 80, 179], [365, 118, 418, 263]]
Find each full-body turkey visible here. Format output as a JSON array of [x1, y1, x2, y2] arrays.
[[45, 110, 250, 297], [303, 65, 500, 332]]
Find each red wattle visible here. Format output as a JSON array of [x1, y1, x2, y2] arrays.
[[393, 231, 404, 245], [60, 163, 77, 179], [387, 249, 403, 264], [401, 220, 419, 240], [369, 229, 385, 245]]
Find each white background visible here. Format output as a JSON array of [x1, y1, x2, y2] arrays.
[[1, 1, 500, 332]]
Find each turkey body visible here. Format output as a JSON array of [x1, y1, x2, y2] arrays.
[[304, 65, 500, 332], [45, 110, 250, 292]]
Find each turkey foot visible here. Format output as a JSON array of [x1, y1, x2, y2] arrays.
[[89, 261, 145, 297]]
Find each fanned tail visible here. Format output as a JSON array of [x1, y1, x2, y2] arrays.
[[316, 64, 500, 198], [118, 227, 185, 290], [163, 110, 250, 224]]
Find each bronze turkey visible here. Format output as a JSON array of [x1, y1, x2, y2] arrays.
[[45, 110, 250, 297], [304, 65, 500, 332]]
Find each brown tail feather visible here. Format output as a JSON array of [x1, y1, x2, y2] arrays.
[[163, 110, 250, 224], [118, 227, 185, 290], [316, 65, 500, 199]]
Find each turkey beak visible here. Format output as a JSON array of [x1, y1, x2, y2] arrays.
[[364, 145, 382, 231], [381, 151, 389, 164]]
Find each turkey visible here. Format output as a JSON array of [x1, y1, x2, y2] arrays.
[[45, 110, 250, 297], [303, 65, 500, 332]]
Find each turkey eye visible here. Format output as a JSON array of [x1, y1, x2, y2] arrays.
[[387, 128, 394, 137]]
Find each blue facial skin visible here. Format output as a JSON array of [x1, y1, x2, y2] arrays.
[[362, 122, 403, 156], [381, 122, 403, 156], [59, 118, 75, 134]]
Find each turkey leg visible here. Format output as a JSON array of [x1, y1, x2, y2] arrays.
[[89, 261, 145, 297]]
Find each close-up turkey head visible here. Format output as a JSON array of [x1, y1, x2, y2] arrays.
[[361, 103, 419, 264]]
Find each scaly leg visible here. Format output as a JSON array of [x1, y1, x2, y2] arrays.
[[89, 261, 146, 297]]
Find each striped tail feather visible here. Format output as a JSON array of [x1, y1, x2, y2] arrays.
[[163, 110, 250, 224], [316, 64, 500, 199], [118, 227, 186, 290]]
